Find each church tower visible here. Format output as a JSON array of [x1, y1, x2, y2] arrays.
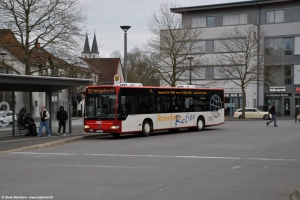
[[81, 32, 99, 58], [90, 32, 99, 58], [82, 33, 90, 58]]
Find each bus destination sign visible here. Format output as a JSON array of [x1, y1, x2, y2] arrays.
[[87, 88, 115, 94], [157, 90, 207, 95]]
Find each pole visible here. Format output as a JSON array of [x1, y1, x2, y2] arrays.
[[255, 1, 261, 109], [124, 32, 127, 82], [120, 26, 131, 83], [189, 59, 192, 85], [1, 53, 6, 100], [187, 56, 194, 85]]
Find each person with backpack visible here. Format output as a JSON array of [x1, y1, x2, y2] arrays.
[[38, 106, 51, 137], [266, 102, 278, 127], [24, 113, 37, 136], [56, 106, 68, 136], [18, 114, 29, 136]]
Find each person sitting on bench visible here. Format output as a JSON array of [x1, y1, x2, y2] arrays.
[[18, 114, 29, 136], [24, 113, 37, 136]]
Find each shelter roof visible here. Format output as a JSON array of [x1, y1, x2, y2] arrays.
[[0, 73, 92, 92]]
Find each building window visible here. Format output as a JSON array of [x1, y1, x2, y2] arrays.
[[214, 39, 243, 53], [265, 37, 293, 56], [0, 68, 6, 74], [178, 41, 206, 54], [191, 17, 206, 28], [284, 38, 293, 55], [284, 66, 291, 84], [223, 14, 247, 25], [214, 66, 245, 80], [207, 17, 214, 27], [189, 41, 206, 54], [266, 10, 284, 23], [214, 67, 225, 79], [265, 65, 291, 85]]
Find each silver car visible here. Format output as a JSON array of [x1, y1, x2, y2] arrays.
[[234, 108, 270, 120], [0, 111, 17, 124]]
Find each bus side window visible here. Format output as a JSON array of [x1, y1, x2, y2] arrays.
[[139, 103, 147, 114]]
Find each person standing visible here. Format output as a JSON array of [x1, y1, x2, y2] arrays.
[[295, 104, 300, 123], [38, 106, 51, 137], [266, 102, 278, 127], [56, 106, 68, 136]]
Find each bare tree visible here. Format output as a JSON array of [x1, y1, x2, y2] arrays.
[[110, 50, 122, 58], [0, 0, 87, 75], [127, 47, 160, 86], [214, 24, 265, 119], [147, 2, 204, 86]]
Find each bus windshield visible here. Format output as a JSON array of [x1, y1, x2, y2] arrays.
[[85, 94, 116, 120]]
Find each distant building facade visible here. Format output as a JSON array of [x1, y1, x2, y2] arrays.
[[171, 0, 300, 116]]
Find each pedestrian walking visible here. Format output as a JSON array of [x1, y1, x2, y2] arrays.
[[295, 104, 300, 123], [266, 102, 278, 127], [56, 106, 68, 136], [38, 106, 51, 137]]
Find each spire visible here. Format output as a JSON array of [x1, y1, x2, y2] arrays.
[[91, 32, 99, 54], [82, 33, 90, 54]]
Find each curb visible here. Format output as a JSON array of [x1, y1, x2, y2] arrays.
[[290, 188, 300, 200], [0, 134, 104, 153]]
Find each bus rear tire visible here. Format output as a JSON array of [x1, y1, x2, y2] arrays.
[[141, 120, 151, 137], [196, 117, 205, 131]]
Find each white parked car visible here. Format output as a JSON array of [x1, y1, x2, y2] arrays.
[[0, 111, 17, 124], [234, 108, 270, 120]]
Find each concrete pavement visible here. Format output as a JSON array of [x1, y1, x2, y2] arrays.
[[0, 119, 108, 153], [0, 116, 299, 199], [0, 116, 295, 153]]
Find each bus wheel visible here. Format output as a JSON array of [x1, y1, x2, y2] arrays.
[[141, 120, 151, 137], [196, 117, 205, 131], [111, 134, 120, 138]]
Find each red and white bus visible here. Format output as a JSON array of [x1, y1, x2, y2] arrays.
[[83, 76, 224, 137]]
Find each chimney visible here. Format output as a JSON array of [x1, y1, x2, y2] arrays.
[[35, 39, 40, 48]]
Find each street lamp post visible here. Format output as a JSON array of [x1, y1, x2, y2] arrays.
[[120, 26, 131, 83], [187, 56, 194, 85], [0, 53, 7, 101]]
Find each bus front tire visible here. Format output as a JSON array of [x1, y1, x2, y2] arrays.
[[111, 133, 120, 138], [196, 117, 205, 131], [141, 120, 151, 137]]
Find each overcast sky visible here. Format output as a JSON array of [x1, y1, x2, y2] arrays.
[[78, 0, 248, 57]]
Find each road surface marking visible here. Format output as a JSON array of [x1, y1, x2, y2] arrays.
[[11, 152, 295, 161]]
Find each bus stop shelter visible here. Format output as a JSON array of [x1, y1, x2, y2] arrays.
[[0, 74, 92, 136]]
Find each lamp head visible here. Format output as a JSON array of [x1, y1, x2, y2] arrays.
[[120, 26, 131, 32]]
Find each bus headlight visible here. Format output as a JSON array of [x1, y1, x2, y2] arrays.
[[110, 126, 120, 129], [84, 125, 90, 129]]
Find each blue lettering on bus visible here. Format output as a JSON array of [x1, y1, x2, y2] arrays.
[[175, 113, 195, 127]]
